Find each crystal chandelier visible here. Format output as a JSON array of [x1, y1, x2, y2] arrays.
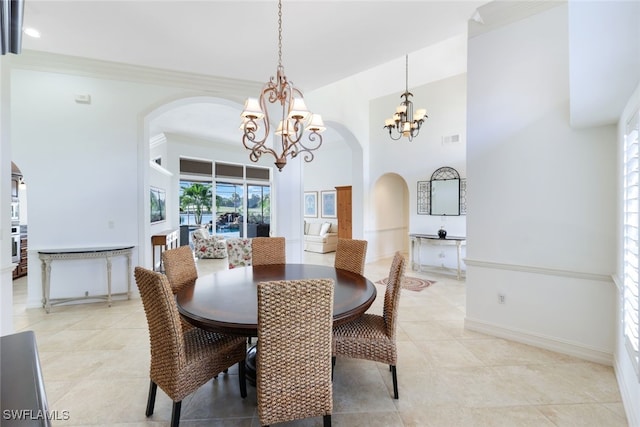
[[240, 0, 325, 171], [383, 55, 428, 141]]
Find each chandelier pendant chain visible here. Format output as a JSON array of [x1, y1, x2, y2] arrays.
[[277, 0, 282, 69], [405, 55, 408, 94]]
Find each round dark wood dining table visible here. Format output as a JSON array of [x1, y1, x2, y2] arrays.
[[175, 263, 377, 336]]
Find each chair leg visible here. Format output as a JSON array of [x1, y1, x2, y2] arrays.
[[170, 401, 182, 427], [390, 365, 398, 399], [239, 360, 247, 398], [145, 380, 157, 417], [331, 356, 336, 381], [324, 414, 331, 426]]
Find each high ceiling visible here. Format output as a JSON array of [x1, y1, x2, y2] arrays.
[[20, 1, 488, 145], [18, 1, 640, 144], [22, 1, 487, 91]]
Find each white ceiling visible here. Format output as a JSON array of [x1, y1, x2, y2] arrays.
[[20, 1, 487, 144], [18, 1, 638, 143], [22, 1, 487, 91]]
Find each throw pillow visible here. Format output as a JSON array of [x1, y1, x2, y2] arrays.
[[308, 222, 322, 236], [192, 228, 208, 241], [320, 222, 331, 236]]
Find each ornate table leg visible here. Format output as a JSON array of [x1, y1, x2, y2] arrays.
[[126, 251, 132, 299], [456, 241, 462, 280], [41, 258, 52, 313]]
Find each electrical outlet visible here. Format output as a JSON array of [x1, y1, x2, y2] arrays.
[[498, 294, 505, 304]]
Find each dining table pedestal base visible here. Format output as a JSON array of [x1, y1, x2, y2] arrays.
[[245, 345, 257, 386]]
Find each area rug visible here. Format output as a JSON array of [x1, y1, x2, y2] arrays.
[[375, 276, 435, 292]]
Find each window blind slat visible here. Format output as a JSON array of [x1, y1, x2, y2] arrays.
[[623, 108, 640, 373]]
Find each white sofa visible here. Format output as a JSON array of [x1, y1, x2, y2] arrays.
[[304, 221, 338, 253]]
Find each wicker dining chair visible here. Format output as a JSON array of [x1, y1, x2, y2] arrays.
[[252, 237, 286, 266], [161, 246, 197, 294], [334, 238, 368, 275], [332, 251, 406, 399], [226, 238, 252, 269], [256, 279, 334, 427], [134, 267, 247, 427]]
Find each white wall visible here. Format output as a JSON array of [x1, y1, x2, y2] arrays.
[[304, 144, 351, 229], [304, 145, 352, 195], [367, 73, 468, 260], [465, 4, 617, 364], [307, 35, 469, 258], [9, 67, 186, 307]]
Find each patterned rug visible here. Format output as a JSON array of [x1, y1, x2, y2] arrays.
[[375, 276, 435, 292]]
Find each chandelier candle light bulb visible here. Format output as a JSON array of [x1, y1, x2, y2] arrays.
[[240, 0, 325, 171]]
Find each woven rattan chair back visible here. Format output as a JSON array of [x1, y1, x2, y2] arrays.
[[383, 252, 406, 338], [252, 237, 286, 266], [134, 266, 247, 426], [334, 238, 368, 275], [257, 279, 334, 427], [226, 238, 252, 269], [331, 252, 406, 399], [162, 246, 197, 294]]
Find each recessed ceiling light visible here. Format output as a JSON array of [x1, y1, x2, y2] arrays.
[[23, 27, 40, 38]]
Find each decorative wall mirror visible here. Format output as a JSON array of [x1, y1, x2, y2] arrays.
[[417, 166, 466, 215]]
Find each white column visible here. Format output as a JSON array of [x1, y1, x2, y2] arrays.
[[1, 58, 15, 334], [273, 156, 304, 263]]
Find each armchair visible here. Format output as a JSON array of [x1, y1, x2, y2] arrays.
[[191, 228, 227, 259]]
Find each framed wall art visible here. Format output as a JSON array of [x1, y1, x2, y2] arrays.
[[304, 191, 318, 217], [150, 187, 166, 223], [321, 190, 337, 218]]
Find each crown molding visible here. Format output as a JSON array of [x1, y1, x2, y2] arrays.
[[468, 1, 565, 39], [5, 50, 262, 103]]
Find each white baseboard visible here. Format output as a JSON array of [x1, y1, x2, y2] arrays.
[[464, 317, 613, 366], [614, 358, 640, 427]]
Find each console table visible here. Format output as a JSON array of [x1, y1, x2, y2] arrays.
[[151, 229, 179, 271], [38, 246, 134, 313], [409, 233, 466, 280]]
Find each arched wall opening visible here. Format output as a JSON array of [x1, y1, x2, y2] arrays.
[[140, 96, 366, 264], [370, 173, 410, 260], [303, 120, 364, 240]]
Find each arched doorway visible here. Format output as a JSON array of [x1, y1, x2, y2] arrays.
[[370, 173, 410, 259]]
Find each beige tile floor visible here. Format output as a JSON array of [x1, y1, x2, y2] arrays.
[[11, 251, 629, 426]]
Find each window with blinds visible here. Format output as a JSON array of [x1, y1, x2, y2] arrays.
[[624, 108, 640, 379]]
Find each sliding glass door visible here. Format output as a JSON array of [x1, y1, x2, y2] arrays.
[[247, 184, 271, 237], [215, 182, 244, 237], [212, 162, 272, 238]]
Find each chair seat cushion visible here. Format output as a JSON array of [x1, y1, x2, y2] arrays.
[[332, 314, 397, 365]]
